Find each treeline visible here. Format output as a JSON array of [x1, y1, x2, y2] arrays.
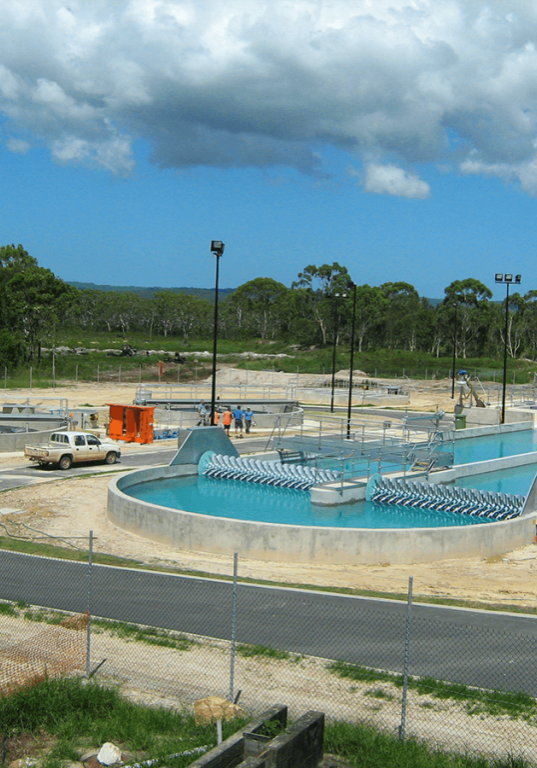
[[0, 245, 535, 368]]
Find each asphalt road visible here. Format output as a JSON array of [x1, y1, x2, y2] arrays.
[[1, 549, 537, 696]]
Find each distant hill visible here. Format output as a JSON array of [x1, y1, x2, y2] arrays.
[[67, 282, 235, 301], [68, 281, 442, 305]]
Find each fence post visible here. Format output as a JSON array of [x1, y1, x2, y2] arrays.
[[29, 366, 32, 391], [75, 365, 78, 387], [399, 576, 413, 741], [229, 552, 239, 702], [86, 530, 94, 677]]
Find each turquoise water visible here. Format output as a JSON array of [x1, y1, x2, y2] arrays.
[[453, 430, 537, 464], [125, 430, 537, 530], [455, 464, 537, 496], [127, 475, 490, 529]]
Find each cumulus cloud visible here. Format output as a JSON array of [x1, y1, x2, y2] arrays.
[[364, 163, 430, 198], [6, 137, 30, 154], [2, 0, 537, 189]]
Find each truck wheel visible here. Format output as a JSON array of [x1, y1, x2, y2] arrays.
[[59, 455, 72, 470], [105, 452, 118, 465]]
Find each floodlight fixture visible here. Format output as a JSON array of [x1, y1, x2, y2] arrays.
[[211, 241, 225, 256]]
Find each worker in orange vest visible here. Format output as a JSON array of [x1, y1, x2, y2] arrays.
[[222, 406, 232, 434]]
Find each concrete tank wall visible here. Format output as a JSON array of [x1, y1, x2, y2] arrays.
[[108, 467, 537, 565], [0, 427, 64, 452]]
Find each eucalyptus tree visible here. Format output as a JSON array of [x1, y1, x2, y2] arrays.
[[7, 266, 78, 361], [351, 284, 387, 352], [225, 277, 289, 339], [443, 278, 493, 358], [291, 263, 352, 346], [380, 282, 421, 350]]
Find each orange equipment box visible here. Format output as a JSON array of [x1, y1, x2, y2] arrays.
[[107, 404, 155, 444]]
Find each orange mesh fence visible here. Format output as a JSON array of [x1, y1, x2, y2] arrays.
[[0, 613, 87, 696]]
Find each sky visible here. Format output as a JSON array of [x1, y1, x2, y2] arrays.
[[1, 1, 537, 300]]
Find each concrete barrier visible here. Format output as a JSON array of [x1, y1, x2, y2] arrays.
[[0, 427, 64, 453]]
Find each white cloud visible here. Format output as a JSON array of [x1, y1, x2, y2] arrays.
[[0, 0, 537, 186], [6, 137, 30, 154], [364, 163, 431, 198]]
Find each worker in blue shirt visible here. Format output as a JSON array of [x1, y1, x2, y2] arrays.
[[244, 407, 254, 434], [233, 405, 244, 438]]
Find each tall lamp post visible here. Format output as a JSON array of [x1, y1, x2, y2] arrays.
[[346, 282, 357, 439], [495, 273, 521, 424], [451, 303, 458, 399], [330, 292, 347, 413], [210, 240, 225, 426]]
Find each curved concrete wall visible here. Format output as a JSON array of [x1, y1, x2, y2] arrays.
[[108, 466, 537, 565]]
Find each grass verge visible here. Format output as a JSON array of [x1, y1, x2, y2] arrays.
[[329, 661, 537, 722], [0, 677, 239, 768], [2, 601, 196, 652], [0, 677, 531, 768], [324, 720, 531, 768]]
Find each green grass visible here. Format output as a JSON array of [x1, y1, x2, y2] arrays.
[[236, 643, 292, 660], [91, 618, 195, 651], [0, 600, 17, 616], [3, 601, 195, 652], [0, 677, 243, 768], [0, 679, 530, 768], [363, 687, 396, 701], [329, 662, 537, 721], [324, 720, 530, 768]]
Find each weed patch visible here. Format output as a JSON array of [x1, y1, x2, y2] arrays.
[[237, 643, 292, 660], [329, 662, 537, 722], [324, 720, 531, 768]]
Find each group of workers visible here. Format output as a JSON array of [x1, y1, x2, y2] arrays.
[[197, 401, 254, 438]]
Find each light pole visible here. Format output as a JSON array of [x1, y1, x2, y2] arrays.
[[451, 303, 457, 399], [330, 292, 347, 413], [495, 273, 521, 424], [210, 240, 225, 426], [346, 283, 357, 438]]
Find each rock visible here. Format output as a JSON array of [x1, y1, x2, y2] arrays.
[[82, 756, 100, 768], [193, 696, 244, 725], [9, 759, 37, 768], [97, 743, 123, 766]]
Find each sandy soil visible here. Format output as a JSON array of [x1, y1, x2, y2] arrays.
[[0, 376, 536, 609]]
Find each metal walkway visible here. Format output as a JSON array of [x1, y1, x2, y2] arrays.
[[367, 476, 524, 521]]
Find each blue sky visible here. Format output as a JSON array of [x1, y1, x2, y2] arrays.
[[1, 0, 537, 301]]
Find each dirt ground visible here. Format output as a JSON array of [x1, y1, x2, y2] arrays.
[[0, 375, 536, 609]]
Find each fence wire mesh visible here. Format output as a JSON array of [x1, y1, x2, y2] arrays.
[[1, 545, 537, 763]]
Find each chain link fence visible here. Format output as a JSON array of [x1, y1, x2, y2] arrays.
[[1, 544, 537, 763]]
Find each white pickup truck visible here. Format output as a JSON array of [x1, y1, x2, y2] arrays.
[[25, 431, 121, 470]]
